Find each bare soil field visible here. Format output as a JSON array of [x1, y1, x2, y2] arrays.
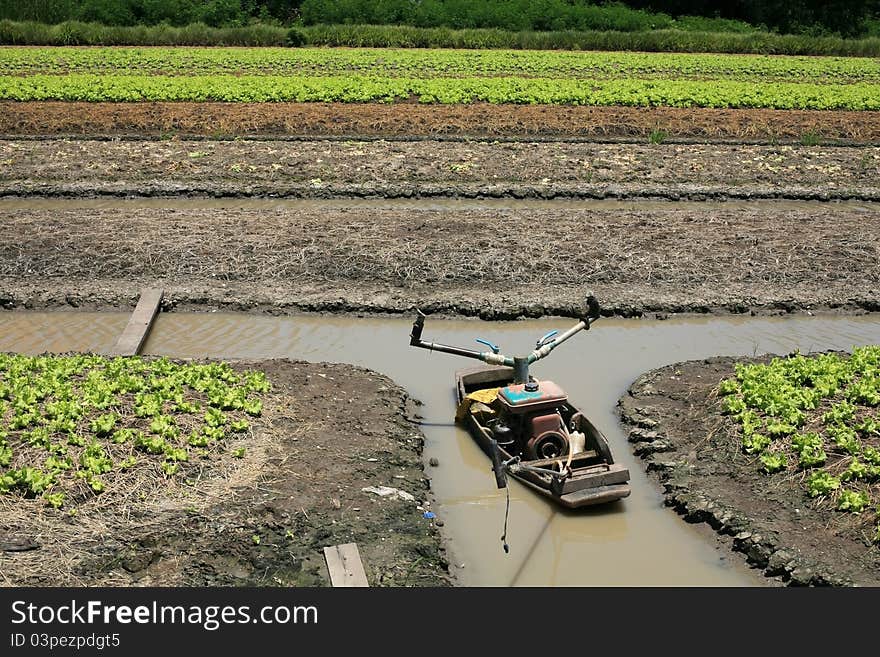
[[1, 136, 878, 317], [1, 201, 878, 318], [618, 358, 880, 587], [3, 102, 880, 143], [0, 359, 450, 587], [2, 138, 878, 200]]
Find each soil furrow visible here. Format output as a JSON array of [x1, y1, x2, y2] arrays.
[[2, 203, 878, 318]]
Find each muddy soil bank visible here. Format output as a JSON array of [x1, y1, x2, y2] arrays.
[[2, 139, 878, 201], [4, 103, 880, 143], [0, 359, 451, 587], [618, 357, 880, 586], [1, 202, 878, 319], [2, 283, 879, 321]]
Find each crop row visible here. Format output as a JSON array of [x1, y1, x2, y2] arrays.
[[1, 47, 879, 83], [718, 346, 880, 543], [0, 353, 270, 509], [2, 74, 879, 110]]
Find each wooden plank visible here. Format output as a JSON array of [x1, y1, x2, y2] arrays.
[[323, 543, 369, 587], [109, 288, 163, 356], [555, 464, 631, 495], [525, 450, 598, 469]]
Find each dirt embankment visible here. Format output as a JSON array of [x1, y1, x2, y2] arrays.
[[0, 359, 451, 587], [3, 102, 880, 143], [618, 358, 880, 587]]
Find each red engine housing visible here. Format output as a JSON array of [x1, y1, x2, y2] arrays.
[[525, 412, 569, 460], [530, 413, 562, 438]]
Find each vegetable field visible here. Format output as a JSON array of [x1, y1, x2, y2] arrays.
[[1, 47, 879, 109], [719, 347, 880, 542], [0, 353, 269, 509], [4, 48, 880, 80]]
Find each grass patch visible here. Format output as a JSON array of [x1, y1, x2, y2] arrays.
[[649, 129, 667, 144], [800, 130, 822, 146]]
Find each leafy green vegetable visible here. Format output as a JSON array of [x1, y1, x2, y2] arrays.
[[759, 450, 787, 473], [742, 433, 770, 454], [837, 489, 870, 512], [807, 471, 840, 497], [842, 459, 870, 481], [229, 419, 249, 433], [719, 347, 880, 527], [204, 408, 226, 428], [90, 413, 118, 437], [43, 492, 65, 509]]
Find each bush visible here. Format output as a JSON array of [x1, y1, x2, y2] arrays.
[[298, 0, 679, 33], [297, 24, 880, 57], [672, 16, 757, 34], [51, 21, 101, 46], [77, 0, 135, 27], [1, 19, 879, 55], [286, 27, 305, 47]]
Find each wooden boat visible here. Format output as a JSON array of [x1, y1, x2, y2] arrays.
[[409, 295, 630, 509]]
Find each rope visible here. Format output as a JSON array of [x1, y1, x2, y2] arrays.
[[501, 483, 511, 554]]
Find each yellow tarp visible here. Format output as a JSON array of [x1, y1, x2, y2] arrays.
[[455, 387, 500, 422]]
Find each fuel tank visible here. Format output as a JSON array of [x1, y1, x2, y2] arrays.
[[497, 380, 567, 415]]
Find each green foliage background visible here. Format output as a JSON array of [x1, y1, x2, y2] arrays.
[[1, 1, 877, 37]]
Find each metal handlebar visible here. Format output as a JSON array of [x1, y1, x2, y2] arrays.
[[409, 296, 602, 384]]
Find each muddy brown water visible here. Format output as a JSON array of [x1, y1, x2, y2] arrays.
[[2, 311, 880, 586]]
